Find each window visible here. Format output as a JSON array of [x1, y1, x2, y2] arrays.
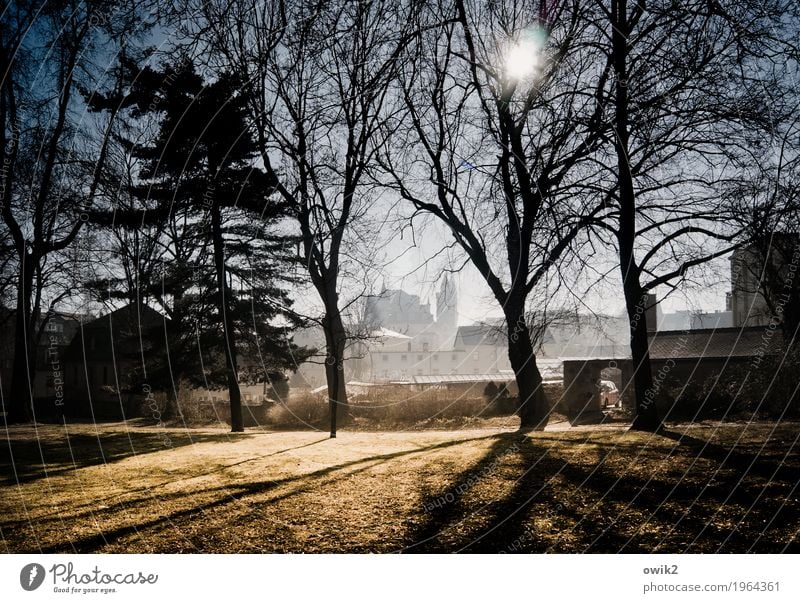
[[422, 342, 429, 352], [451, 353, 458, 361], [407, 342, 411, 352], [401, 354, 407, 362], [417, 354, 423, 361], [433, 354, 438, 361], [382, 354, 388, 362]]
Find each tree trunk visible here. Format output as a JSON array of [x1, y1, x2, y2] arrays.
[[623, 282, 661, 431], [7, 257, 35, 423], [163, 377, 180, 422], [612, 0, 661, 432], [505, 304, 549, 431], [210, 201, 243, 433], [322, 307, 348, 438]]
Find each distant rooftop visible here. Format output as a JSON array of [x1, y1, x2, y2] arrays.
[[561, 325, 782, 362], [373, 327, 412, 340], [648, 326, 781, 360], [411, 371, 515, 385]]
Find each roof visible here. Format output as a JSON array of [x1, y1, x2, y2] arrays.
[[64, 303, 168, 361], [561, 326, 782, 362], [411, 371, 514, 385], [373, 327, 412, 340], [455, 322, 506, 347], [647, 326, 781, 360]]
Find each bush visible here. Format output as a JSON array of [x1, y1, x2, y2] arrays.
[[266, 385, 508, 430], [138, 383, 222, 425], [737, 347, 800, 419], [267, 393, 329, 429], [348, 386, 497, 425]]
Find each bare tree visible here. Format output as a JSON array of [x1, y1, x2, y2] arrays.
[[186, 0, 420, 437], [0, 1, 151, 422], [596, 0, 799, 430], [379, 0, 613, 429]]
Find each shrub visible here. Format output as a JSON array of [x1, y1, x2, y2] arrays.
[[267, 385, 509, 429], [267, 392, 329, 429], [138, 383, 223, 425]]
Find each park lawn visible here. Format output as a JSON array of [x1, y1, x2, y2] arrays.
[[0, 420, 798, 553]]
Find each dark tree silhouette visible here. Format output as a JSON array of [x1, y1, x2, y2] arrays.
[[596, 0, 799, 430], [380, 0, 614, 429], [0, 0, 148, 422], [187, 0, 420, 437], [89, 59, 307, 431]]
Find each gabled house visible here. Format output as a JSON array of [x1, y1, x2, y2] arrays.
[[63, 304, 168, 419]]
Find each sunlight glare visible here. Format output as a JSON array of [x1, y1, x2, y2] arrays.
[[506, 40, 539, 79]]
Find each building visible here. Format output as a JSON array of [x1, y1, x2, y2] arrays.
[[540, 314, 629, 358], [559, 236, 800, 422], [364, 276, 459, 351], [0, 308, 84, 416], [32, 311, 83, 409], [562, 325, 782, 421], [730, 234, 800, 328], [690, 310, 733, 329], [62, 304, 169, 419], [293, 278, 464, 386]]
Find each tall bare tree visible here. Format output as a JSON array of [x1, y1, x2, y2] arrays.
[[597, 0, 799, 430], [186, 0, 420, 437], [380, 0, 613, 429], [0, 0, 151, 422]]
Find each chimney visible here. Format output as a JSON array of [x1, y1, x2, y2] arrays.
[[644, 292, 658, 332]]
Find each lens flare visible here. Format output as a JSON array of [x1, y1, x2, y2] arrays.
[[504, 27, 547, 80], [506, 40, 539, 79]]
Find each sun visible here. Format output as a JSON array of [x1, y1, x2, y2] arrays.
[[506, 40, 539, 79]]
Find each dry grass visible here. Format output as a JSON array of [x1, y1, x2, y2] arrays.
[[267, 389, 521, 430], [1, 420, 798, 553]]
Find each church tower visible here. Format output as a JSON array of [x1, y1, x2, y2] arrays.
[[435, 275, 458, 348]]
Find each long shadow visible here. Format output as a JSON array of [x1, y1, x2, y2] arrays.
[[659, 429, 800, 484], [405, 433, 799, 553], [404, 433, 546, 552], [12, 429, 797, 553], [3, 436, 332, 528], [405, 433, 641, 552], [0, 429, 252, 486], [27, 433, 499, 553]]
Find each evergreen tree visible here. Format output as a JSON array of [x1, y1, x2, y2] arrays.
[[89, 58, 308, 430]]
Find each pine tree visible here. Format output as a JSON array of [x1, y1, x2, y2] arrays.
[[89, 58, 309, 431]]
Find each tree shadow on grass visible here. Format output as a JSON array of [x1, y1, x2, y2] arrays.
[[0, 429, 252, 486], [404, 432, 800, 553], [658, 429, 800, 484], [402, 432, 617, 553], [8, 429, 797, 553], [19, 433, 499, 553]]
